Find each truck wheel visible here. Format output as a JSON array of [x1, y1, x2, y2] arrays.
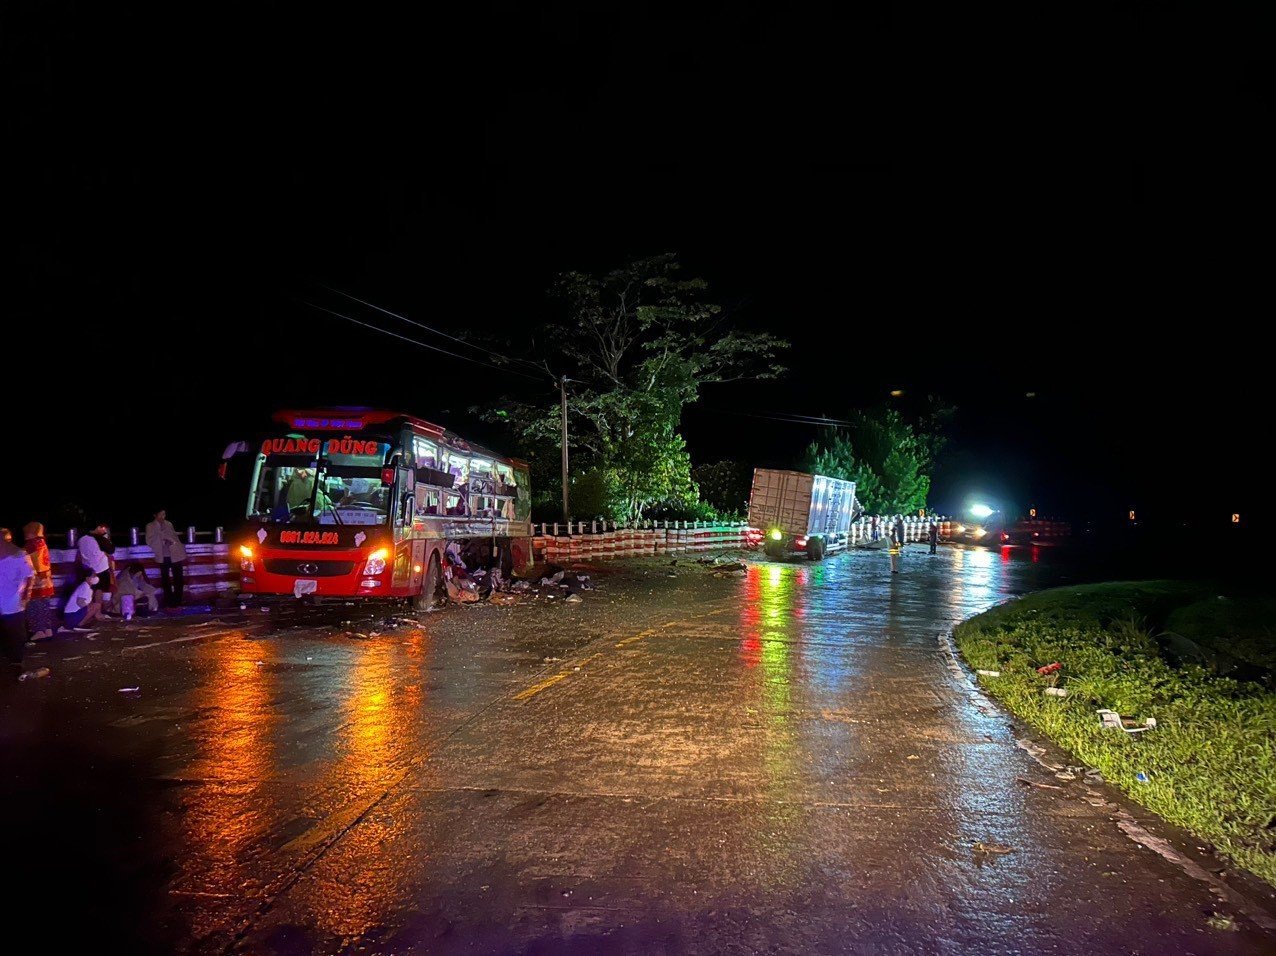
[[414, 554, 442, 611], [764, 539, 784, 559], [807, 537, 826, 561]]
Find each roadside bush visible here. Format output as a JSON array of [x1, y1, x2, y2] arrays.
[[955, 581, 1276, 887]]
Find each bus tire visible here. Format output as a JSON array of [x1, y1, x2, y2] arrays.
[[414, 554, 442, 611], [807, 536, 825, 561]]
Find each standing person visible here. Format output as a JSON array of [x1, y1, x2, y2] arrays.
[[870, 516, 880, 541], [892, 516, 905, 548], [0, 530, 36, 680], [146, 509, 187, 607], [22, 522, 56, 639], [77, 522, 115, 610], [928, 519, 939, 555]]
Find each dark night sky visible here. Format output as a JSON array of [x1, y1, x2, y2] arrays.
[[5, 2, 1272, 534]]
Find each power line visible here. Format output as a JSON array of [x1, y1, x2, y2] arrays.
[[700, 408, 854, 428], [299, 301, 550, 384], [321, 284, 551, 376]]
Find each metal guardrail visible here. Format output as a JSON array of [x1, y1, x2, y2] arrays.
[[536, 520, 750, 537], [53, 527, 225, 548]]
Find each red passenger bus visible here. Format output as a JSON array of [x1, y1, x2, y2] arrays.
[[230, 409, 532, 608]]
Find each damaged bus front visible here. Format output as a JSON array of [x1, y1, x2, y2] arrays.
[[231, 409, 532, 608]]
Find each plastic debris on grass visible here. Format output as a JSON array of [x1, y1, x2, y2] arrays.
[[1098, 709, 1157, 733]]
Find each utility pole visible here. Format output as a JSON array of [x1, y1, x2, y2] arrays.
[[559, 374, 570, 523]]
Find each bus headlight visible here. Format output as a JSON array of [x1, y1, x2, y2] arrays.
[[362, 548, 388, 575]]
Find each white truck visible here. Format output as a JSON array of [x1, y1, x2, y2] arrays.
[[748, 468, 858, 561]]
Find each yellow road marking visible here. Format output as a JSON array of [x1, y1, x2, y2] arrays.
[[517, 603, 733, 700], [513, 673, 568, 701]]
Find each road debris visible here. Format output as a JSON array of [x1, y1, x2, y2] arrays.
[[1036, 662, 1062, 675], [1016, 777, 1064, 791], [19, 667, 51, 682], [118, 686, 141, 694], [1098, 709, 1157, 733], [973, 840, 1015, 856], [1206, 913, 1238, 932], [1044, 687, 1068, 697], [564, 593, 583, 604]]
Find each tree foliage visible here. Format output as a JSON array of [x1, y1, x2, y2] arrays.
[[691, 460, 753, 519], [801, 405, 950, 515], [486, 254, 788, 522]]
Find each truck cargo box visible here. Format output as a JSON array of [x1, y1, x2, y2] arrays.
[[748, 468, 856, 560]]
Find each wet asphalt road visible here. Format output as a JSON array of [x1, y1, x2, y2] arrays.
[[3, 546, 1275, 955]]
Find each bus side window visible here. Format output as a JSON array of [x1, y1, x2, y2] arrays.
[[413, 437, 439, 470]]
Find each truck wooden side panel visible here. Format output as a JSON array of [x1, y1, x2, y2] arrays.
[[748, 469, 815, 537], [748, 468, 856, 539]]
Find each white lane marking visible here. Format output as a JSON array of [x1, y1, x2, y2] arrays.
[[123, 634, 215, 652]]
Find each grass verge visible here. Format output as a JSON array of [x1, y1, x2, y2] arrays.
[[954, 580, 1276, 886]]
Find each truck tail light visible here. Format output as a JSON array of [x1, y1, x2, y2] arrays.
[[795, 536, 808, 549]]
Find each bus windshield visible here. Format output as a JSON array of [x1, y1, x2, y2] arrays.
[[247, 437, 392, 525]]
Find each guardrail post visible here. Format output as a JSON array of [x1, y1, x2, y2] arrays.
[[186, 525, 197, 544], [129, 527, 140, 545], [66, 528, 78, 548], [591, 520, 598, 534], [214, 527, 224, 543]]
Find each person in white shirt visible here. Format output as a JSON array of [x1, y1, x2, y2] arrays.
[[145, 510, 187, 607], [1, 530, 36, 678], [62, 574, 103, 631], [77, 522, 115, 606]]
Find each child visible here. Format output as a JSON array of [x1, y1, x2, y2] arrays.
[[62, 574, 103, 632]]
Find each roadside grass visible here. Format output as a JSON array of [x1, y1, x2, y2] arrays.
[[954, 581, 1276, 887]]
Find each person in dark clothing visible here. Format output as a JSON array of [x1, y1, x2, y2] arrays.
[[928, 520, 939, 554], [892, 517, 905, 547]]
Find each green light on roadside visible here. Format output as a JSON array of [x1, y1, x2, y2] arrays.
[[770, 530, 783, 541]]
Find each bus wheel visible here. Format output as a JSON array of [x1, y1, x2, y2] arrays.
[[414, 555, 442, 611], [806, 537, 826, 561]]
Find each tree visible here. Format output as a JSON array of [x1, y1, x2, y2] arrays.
[[801, 433, 882, 511], [801, 404, 948, 515], [485, 254, 788, 521], [691, 460, 753, 518]]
